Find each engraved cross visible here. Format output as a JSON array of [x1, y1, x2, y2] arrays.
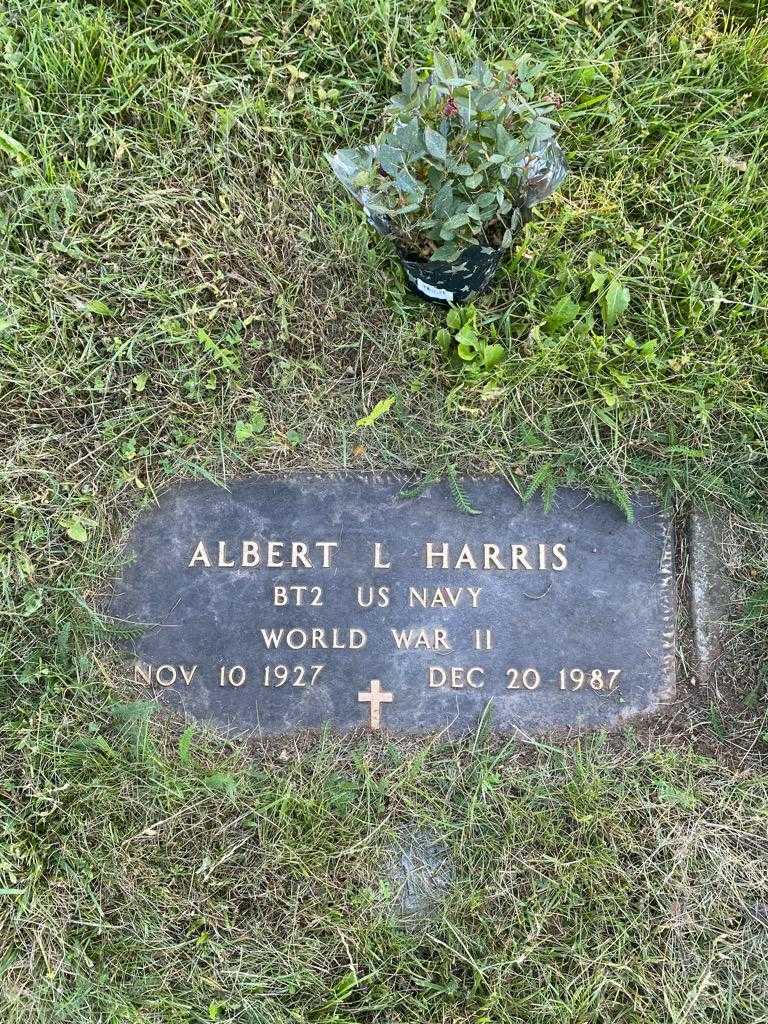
[[357, 679, 393, 731]]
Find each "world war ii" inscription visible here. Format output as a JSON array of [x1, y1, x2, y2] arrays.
[[108, 476, 676, 737]]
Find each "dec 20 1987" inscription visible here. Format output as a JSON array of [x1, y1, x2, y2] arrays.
[[108, 476, 675, 737]]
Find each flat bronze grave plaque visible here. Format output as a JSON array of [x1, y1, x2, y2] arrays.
[[108, 476, 675, 736]]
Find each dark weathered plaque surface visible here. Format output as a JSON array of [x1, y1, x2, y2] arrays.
[[108, 476, 675, 737]]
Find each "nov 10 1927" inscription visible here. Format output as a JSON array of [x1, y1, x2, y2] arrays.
[[108, 475, 675, 737]]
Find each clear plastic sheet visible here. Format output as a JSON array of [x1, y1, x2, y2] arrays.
[[328, 109, 568, 303], [328, 133, 567, 237]]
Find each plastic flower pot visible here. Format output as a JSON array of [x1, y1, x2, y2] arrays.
[[392, 208, 533, 306], [329, 138, 561, 307], [327, 57, 568, 308], [358, 202, 531, 306], [395, 240, 505, 305]]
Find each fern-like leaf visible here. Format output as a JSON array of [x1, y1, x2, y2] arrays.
[[601, 473, 635, 523], [446, 464, 481, 515], [522, 463, 555, 511], [399, 464, 443, 501], [518, 423, 546, 450]]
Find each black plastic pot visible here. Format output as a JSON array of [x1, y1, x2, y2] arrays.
[[329, 138, 566, 307], [365, 205, 532, 306], [394, 241, 506, 305]]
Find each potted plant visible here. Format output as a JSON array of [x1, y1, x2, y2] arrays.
[[327, 54, 568, 305]]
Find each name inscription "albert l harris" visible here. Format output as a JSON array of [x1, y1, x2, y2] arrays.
[[108, 476, 676, 737], [186, 538, 569, 572]]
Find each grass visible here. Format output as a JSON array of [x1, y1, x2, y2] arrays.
[[1, 0, 767, 1019], [4, 724, 768, 1022]]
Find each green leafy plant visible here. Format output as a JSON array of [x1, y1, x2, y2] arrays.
[[436, 304, 506, 371], [234, 397, 267, 442], [356, 395, 396, 427], [587, 252, 631, 330], [400, 460, 481, 515], [328, 54, 566, 261]]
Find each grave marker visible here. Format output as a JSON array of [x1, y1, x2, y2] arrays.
[[108, 476, 676, 736]]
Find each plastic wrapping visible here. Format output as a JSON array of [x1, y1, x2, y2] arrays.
[[329, 133, 567, 305]]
